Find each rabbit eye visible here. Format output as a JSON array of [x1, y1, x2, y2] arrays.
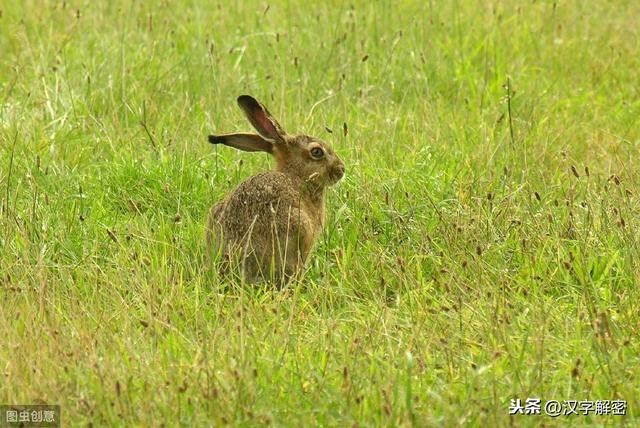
[[310, 147, 325, 159]]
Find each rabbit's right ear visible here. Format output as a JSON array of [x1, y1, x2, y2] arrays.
[[208, 133, 273, 153], [237, 95, 286, 143]]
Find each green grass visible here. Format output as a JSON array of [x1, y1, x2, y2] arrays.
[[1, 0, 639, 426]]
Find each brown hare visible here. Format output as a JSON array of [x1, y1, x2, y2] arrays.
[[206, 95, 345, 286]]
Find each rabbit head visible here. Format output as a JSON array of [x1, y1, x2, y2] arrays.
[[208, 95, 345, 190]]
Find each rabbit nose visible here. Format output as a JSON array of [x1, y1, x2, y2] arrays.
[[336, 163, 345, 179]]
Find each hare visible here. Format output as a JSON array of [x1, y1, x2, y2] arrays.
[[205, 95, 345, 286]]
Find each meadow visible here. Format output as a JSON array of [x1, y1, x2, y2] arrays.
[[1, 0, 639, 426]]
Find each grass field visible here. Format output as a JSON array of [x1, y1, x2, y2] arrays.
[[1, 0, 639, 426]]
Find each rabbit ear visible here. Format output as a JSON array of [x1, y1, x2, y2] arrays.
[[208, 133, 273, 153], [237, 95, 286, 143]]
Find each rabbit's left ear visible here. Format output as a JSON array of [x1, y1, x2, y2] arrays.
[[208, 133, 273, 153], [237, 95, 286, 143]]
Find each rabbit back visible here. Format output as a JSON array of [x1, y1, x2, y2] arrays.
[[206, 171, 321, 284]]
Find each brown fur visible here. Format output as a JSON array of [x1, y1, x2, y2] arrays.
[[206, 96, 344, 286]]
